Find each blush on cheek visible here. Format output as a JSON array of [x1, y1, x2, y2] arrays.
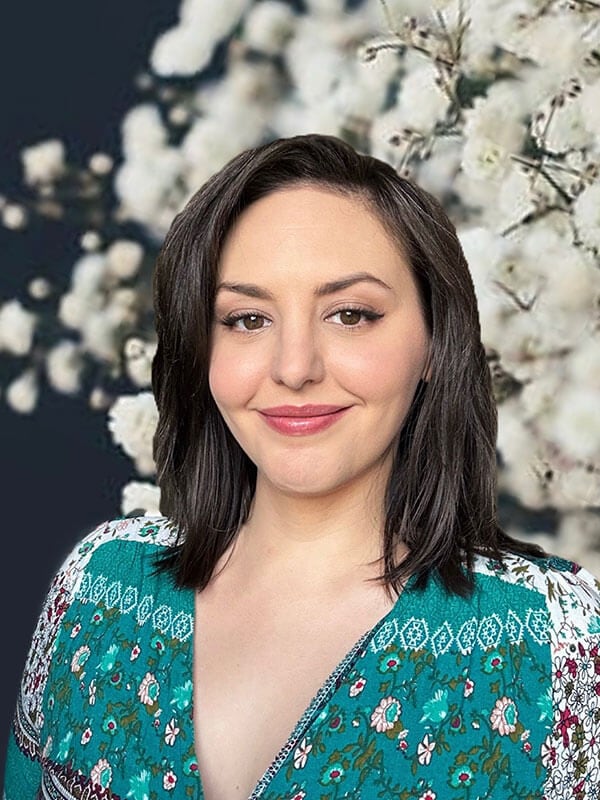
[[208, 352, 260, 407]]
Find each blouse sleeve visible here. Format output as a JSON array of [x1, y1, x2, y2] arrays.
[[3, 519, 112, 799], [544, 560, 600, 798]]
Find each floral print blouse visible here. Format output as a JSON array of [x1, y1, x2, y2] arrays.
[[4, 514, 600, 799]]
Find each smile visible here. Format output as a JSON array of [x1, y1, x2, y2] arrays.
[[258, 407, 351, 436]]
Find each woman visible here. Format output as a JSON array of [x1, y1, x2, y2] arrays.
[[5, 133, 600, 800]]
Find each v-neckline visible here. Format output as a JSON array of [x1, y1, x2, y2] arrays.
[[185, 570, 420, 800]]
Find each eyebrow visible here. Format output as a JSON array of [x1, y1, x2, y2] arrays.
[[215, 271, 394, 299]]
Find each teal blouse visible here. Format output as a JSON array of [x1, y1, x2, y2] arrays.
[[5, 514, 600, 799]]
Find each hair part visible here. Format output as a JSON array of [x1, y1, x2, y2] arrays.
[[149, 132, 546, 601]]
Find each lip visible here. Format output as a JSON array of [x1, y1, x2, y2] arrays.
[[260, 404, 349, 417], [258, 406, 351, 436]]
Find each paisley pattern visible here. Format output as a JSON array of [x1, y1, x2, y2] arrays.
[[4, 515, 600, 799]]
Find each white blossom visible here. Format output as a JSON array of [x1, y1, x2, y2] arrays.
[[519, 371, 566, 424], [531, 92, 593, 155], [545, 383, 600, 462], [580, 79, 600, 143], [150, 0, 252, 77], [242, 1, 296, 55], [573, 182, 600, 252], [2, 203, 27, 230], [121, 105, 168, 159], [567, 336, 600, 392], [556, 512, 600, 568], [509, 13, 589, 82], [394, 62, 451, 132], [71, 254, 108, 297], [123, 337, 156, 388], [21, 139, 66, 185], [106, 240, 144, 280], [0, 299, 37, 355], [121, 481, 162, 516], [114, 147, 183, 232], [107, 392, 158, 475], [80, 231, 103, 252], [28, 277, 52, 300], [6, 368, 39, 414], [45, 340, 84, 394], [59, 291, 102, 330], [88, 152, 114, 175]]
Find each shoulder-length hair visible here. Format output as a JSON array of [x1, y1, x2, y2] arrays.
[[149, 132, 545, 599]]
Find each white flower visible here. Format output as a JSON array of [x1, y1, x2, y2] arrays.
[[164, 718, 180, 746], [285, 21, 346, 105], [108, 392, 158, 475], [293, 737, 313, 769], [106, 240, 144, 280], [573, 182, 600, 252], [242, 1, 296, 55], [80, 231, 102, 252], [531, 93, 592, 155], [80, 309, 121, 363], [28, 277, 52, 300], [121, 104, 167, 158], [461, 83, 526, 181], [0, 299, 37, 355], [580, 79, 600, 142], [6, 368, 39, 414], [150, 0, 252, 77], [58, 291, 100, 330], [509, 13, 587, 79], [2, 203, 27, 229], [546, 383, 600, 461], [395, 63, 450, 132], [417, 733, 436, 765], [45, 340, 84, 394], [71, 253, 108, 297], [114, 148, 183, 230], [568, 337, 600, 392], [121, 481, 162, 516], [89, 152, 114, 175], [21, 139, 66, 184]]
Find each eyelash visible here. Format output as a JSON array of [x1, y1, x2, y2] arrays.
[[218, 305, 384, 333]]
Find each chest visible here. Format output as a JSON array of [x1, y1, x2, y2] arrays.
[[192, 585, 395, 800]]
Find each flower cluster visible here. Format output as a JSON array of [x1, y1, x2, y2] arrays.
[[1, 0, 599, 563]]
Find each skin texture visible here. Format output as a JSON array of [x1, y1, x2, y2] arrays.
[[208, 185, 432, 597]]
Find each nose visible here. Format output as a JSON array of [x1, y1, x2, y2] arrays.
[[270, 317, 325, 390]]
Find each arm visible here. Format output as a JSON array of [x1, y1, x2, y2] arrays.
[[3, 519, 112, 799], [544, 562, 600, 798]]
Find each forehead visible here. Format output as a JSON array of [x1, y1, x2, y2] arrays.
[[217, 186, 409, 283]]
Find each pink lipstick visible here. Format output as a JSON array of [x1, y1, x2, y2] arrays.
[[258, 405, 351, 436]]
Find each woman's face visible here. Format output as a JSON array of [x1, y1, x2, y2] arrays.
[[209, 185, 432, 497]]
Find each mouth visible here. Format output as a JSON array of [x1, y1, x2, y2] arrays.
[[259, 405, 350, 418], [258, 406, 351, 435]]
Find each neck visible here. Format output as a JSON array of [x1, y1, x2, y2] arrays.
[[214, 463, 407, 597]]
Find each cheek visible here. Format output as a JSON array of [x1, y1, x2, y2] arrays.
[[336, 338, 425, 399], [208, 340, 263, 406]]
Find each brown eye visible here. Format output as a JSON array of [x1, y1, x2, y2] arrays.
[[339, 309, 362, 326], [242, 314, 264, 331]]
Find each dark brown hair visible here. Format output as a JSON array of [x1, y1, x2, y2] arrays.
[[150, 132, 545, 599]]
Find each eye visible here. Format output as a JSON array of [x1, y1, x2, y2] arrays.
[[218, 306, 384, 333], [327, 306, 384, 328], [219, 312, 271, 332]]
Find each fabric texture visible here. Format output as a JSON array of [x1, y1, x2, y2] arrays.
[[4, 514, 600, 799]]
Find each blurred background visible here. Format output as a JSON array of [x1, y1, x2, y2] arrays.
[[0, 0, 177, 777], [2, 0, 600, 783]]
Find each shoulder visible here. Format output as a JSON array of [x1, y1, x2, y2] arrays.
[[55, 513, 181, 597], [11, 514, 182, 749], [471, 551, 600, 643]]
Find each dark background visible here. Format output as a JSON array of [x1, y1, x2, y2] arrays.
[[0, 0, 178, 782]]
